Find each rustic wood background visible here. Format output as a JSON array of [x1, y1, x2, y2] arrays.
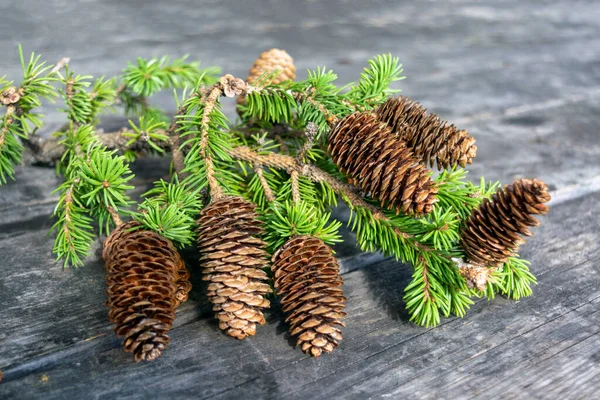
[[1, 0, 599, 398]]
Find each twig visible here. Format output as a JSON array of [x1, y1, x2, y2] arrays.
[[49, 57, 70, 76], [24, 129, 172, 164], [62, 178, 79, 253], [290, 170, 300, 203], [293, 91, 339, 125], [106, 205, 123, 227], [296, 121, 318, 164], [0, 106, 16, 148], [227, 144, 477, 269], [255, 165, 276, 202], [453, 257, 496, 291], [199, 84, 225, 200], [419, 256, 432, 301]]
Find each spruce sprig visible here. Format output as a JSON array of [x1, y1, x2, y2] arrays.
[[131, 178, 202, 247], [0, 47, 60, 184], [264, 200, 342, 251]]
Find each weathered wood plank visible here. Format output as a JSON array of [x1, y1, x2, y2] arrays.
[[206, 192, 600, 400], [0, 187, 597, 400], [1, 0, 600, 398]]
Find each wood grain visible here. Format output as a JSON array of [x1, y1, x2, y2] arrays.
[[1, 0, 600, 398]]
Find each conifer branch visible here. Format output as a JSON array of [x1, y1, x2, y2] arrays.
[[7, 49, 546, 331], [293, 91, 339, 125], [229, 145, 427, 248]]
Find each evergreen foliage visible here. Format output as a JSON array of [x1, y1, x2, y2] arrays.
[[2, 46, 549, 329]]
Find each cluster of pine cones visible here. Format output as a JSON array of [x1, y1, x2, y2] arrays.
[[103, 196, 346, 361], [101, 48, 550, 362]]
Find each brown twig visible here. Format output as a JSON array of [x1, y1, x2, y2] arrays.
[[107, 205, 123, 227], [420, 256, 432, 301], [293, 91, 339, 125], [255, 165, 276, 202], [199, 84, 225, 200], [167, 101, 193, 176], [49, 57, 70, 76], [290, 170, 300, 203], [296, 121, 318, 164], [24, 127, 172, 164], [61, 178, 79, 253]]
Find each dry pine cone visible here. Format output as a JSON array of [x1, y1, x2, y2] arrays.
[[272, 235, 346, 357], [376, 96, 477, 169], [196, 196, 271, 339], [238, 48, 296, 111], [460, 178, 551, 266], [328, 111, 438, 215], [246, 48, 296, 85], [103, 221, 191, 362]]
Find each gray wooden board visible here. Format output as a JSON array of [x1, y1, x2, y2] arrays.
[[1, 0, 600, 399]]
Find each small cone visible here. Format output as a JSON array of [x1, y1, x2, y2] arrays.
[[272, 235, 346, 357], [460, 179, 551, 266], [237, 49, 296, 112], [196, 196, 271, 339], [246, 48, 296, 85], [328, 111, 438, 215], [103, 221, 191, 362], [376, 96, 477, 169]]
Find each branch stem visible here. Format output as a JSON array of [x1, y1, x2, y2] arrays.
[[254, 165, 276, 202], [107, 206, 123, 227], [199, 84, 224, 200]]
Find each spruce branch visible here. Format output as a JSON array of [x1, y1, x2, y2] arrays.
[[10, 48, 549, 332]]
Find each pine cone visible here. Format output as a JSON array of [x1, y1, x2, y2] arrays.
[[272, 235, 346, 357], [103, 221, 191, 362], [460, 179, 551, 266], [375, 96, 477, 169], [237, 48, 296, 111], [246, 48, 296, 85], [328, 111, 438, 215], [196, 196, 271, 339]]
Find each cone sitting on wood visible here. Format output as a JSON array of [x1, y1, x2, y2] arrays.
[[103, 221, 191, 362], [460, 178, 551, 266], [375, 96, 477, 169], [272, 235, 346, 357], [328, 111, 438, 215], [196, 196, 271, 339]]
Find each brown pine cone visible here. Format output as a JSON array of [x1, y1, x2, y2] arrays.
[[272, 235, 346, 357], [460, 179, 551, 266], [103, 221, 191, 362], [237, 48, 296, 112], [196, 196, 271, 339], [328, 111, 438, 215], [375, 96, 477, 169], [246, 48, 296, 85]]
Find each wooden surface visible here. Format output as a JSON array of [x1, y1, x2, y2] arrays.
[[1, 1, 600, 399]]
